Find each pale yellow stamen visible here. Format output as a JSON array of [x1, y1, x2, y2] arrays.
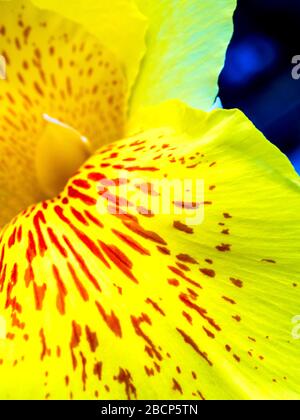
[[36, 115, 92, 199]]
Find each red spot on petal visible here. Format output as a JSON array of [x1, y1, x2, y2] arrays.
[[95, 301, 122, 338]]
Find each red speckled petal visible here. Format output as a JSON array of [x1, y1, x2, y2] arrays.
[[0, 101, 300, 399], [0, 0, 141, 224]]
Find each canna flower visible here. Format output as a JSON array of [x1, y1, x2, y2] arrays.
[[0, 0, 299, 401]]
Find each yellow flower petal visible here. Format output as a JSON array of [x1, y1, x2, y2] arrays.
[[0, 101, 299, 400], [30, 0, 147, 93], [0, 0, 131, 225], [131, 0, 236, 112]]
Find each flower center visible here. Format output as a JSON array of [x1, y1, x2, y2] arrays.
[[35, 114, 93, 199], [0, 0, 127, 227]]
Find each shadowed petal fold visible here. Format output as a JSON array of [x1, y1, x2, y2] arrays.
[[0, 0, 146, 226]]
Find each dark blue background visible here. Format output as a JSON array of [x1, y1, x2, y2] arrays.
[[219, 0, 300, 173]]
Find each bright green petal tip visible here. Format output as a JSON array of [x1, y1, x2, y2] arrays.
[[131, 0, 237, 112]]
